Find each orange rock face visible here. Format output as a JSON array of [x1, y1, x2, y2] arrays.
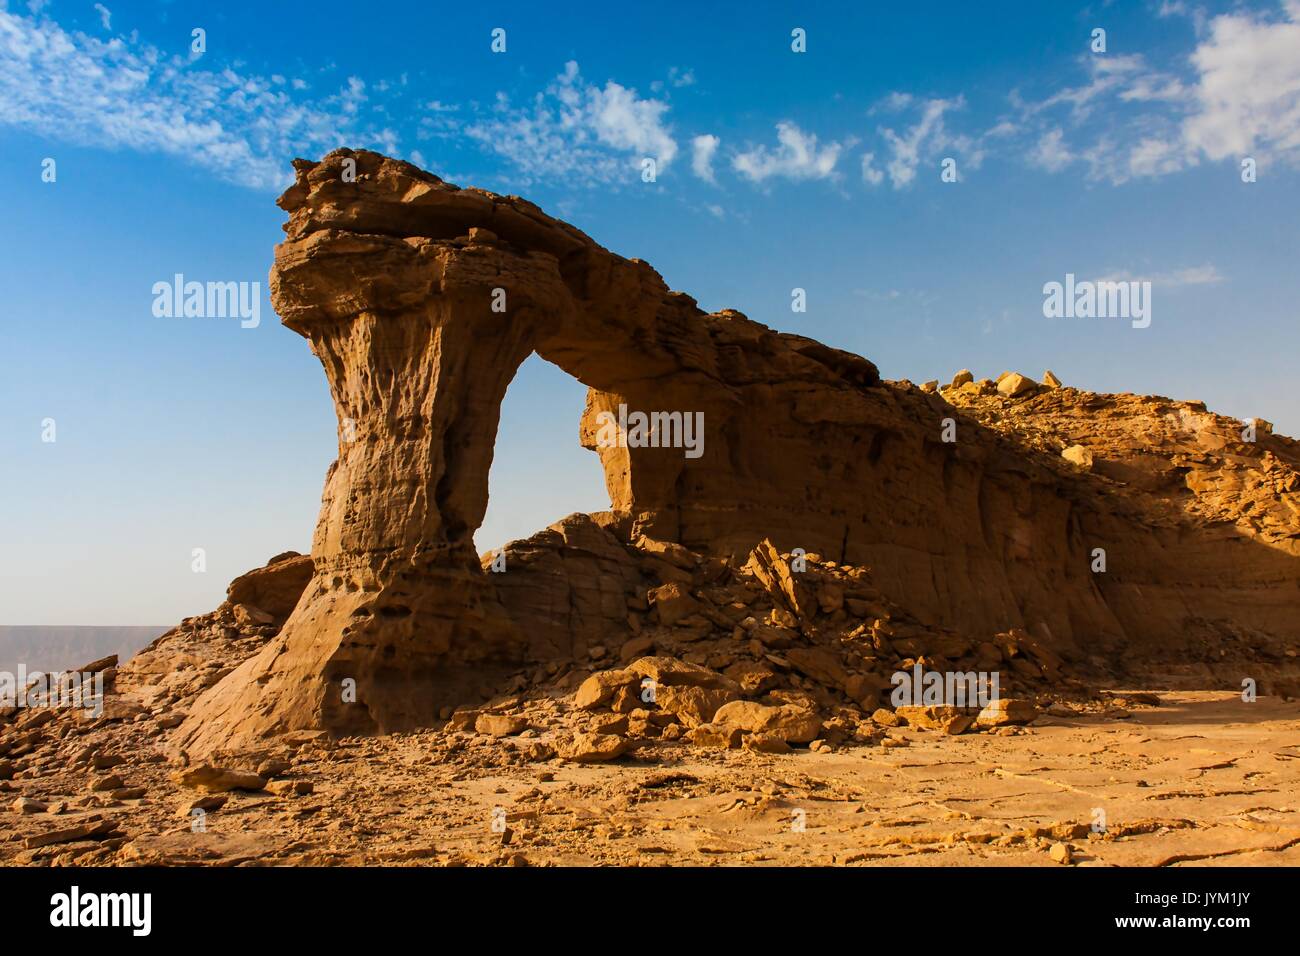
[[177, 149, 1300, 756]]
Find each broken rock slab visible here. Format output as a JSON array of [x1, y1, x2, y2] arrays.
[[895, 705, 974, 735], [171, 765, 267, 794], [997, 372, 1038, 399], [975, 698, 1040, 727], [708, 700, 823, 744], [1062, 445, 1094, 470], [557, 732, 630, 764]]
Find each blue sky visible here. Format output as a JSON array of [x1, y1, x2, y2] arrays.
[[2, 0, 1298, 624]]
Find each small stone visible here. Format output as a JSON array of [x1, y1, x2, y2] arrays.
[[1042, 369, 1062, 388], [895, 705, 973, 735], [232, 602, 275, 628], [619, 635, 654, 662], [523, 741, 556, 762], [475, 714, 527, 737], [743, 734, 791, 754], [1062, 445, 1094, 470], [171, 765, 266, 793], [1050, 842, 1073, 864], [183, 795, 228, 815], [12, 796, 47, 814], [573, 669, 635, 710], [647, 582, 703, 626], [25, 817, 117, 849], [870, 707, 903, 727], [976, 698, 1040, 727], [444, 709, 481, 731], [557, 732, 629, 763], [89, 773, 124, 792], [710, 700, 822, 744], [996, 372, 1038, 398], [687, 724, 744, 749], [592, 715, 629, 736], [950, 369, 974, 388], [267, 779, 314, 797]]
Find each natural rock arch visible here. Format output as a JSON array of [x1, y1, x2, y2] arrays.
[[178, 150, 1300, 757]]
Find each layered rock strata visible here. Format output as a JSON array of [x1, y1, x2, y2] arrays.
[[178, 149, 1300, 756]]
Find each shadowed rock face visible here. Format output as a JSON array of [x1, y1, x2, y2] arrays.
[[178, 149, 1300, 756]]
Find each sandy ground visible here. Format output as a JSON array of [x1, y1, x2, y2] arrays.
[[5, 690, 1299, 867]]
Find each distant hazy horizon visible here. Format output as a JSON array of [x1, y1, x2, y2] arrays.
[[0, 626, 169, 675]]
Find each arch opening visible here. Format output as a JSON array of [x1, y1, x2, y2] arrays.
[[475, 352, 613, 557]]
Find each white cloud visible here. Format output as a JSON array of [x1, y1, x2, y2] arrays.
[[876, 91, 914, 113], [0, 8, 402, 189], [876, 96, 974, 188], [732, 121, 846, 183], [1127, 136, 1189, 177], [1183, 4, 1300, 162], [1030, 127, 1073, 171], [465, 61, 678, 185], [1016, 2, 1300, 183], [1029, 54, 1153, 122], [668, 66, 695, 88], [691, 133, 719, 183], [92, 3, 111, 30], [1119, 73, 1187, 102], [860, 151, 884, 185], [1096, 264, 1225, 287]]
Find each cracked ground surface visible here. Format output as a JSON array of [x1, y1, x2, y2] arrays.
[[5, 690, 1298, 867]]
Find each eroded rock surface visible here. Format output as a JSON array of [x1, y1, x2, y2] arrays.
[[177, 149, 1300, 756]]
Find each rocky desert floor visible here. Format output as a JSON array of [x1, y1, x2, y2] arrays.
[[5, 688, 1299, 867]]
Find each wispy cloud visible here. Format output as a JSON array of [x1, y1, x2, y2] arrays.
[[0, 7, 400, 189], [691, 133, 720, 183], [1013, 1, 1300, 183], [465, 61, 677, 186], [732, 121, 847, 183], [860, 152, 884, 185], [1029, 127, 1073, 172], [5, 0, 1297, 197], [1095, 264, 1226, 287], [859, 93, 1005, 188]]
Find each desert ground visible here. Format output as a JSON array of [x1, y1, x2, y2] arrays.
[[5, 685, 1299, 867]]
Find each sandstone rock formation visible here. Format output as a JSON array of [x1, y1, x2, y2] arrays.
[[177, 149, 1300, 757]]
